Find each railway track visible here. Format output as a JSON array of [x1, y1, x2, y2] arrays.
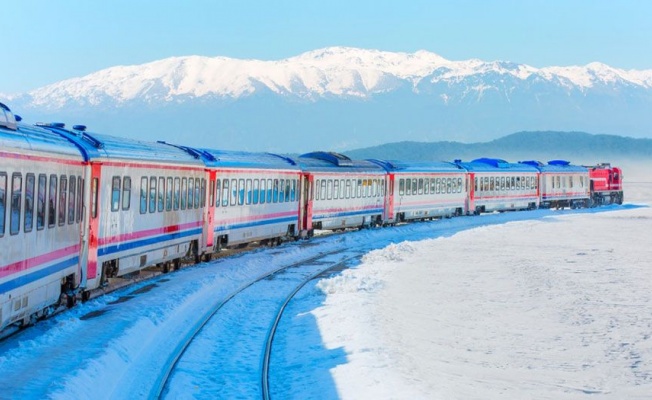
[[152, 248, 364, 399]]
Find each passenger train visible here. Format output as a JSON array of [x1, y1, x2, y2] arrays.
[[0, 102, 624, 333]]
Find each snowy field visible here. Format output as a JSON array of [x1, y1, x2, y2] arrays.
[[304, 179, 652, 399], [0, 177, 649, 400]]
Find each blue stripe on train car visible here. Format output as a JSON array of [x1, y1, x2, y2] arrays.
[[214, 216, 298, 232], [98, 228, 203, 257], [0, 257, 79, 293]]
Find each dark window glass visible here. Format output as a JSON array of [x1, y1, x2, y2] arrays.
[[188, 178, 194, 209], [58, 175, 67, 226], [37, 174, 46, 230], [253, 179, 259, 204], [122, 177, 132, 210], [68, 176, 76, 224], [174, 177, 180, 210], [200, 178, 206, 208], [158, 177, 165, 212], [24, 174, 35, 232], [215, 179, 221, 207], [230, 179, 237, 206], [221, 179, 229, 207], [140, 177, 148, 214], [259, 179, 265, 204], [10, 173, 22, 235], [77, 177, 84, 222], [149, 177, 156, 213], [181, 178, 187, 210], [166, 177, 173, 211], [238, 179, 245, 205], [111, 176, 121, 211], [0, 173, 6, 236], [91, 178, 98, 218], [48, 175, 57, 227], [195, 178, 201, 208]]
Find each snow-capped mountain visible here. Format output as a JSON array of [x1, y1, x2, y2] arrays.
[[4, 47, 652, 153]]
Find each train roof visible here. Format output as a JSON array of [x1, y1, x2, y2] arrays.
[[190, 147, 301, 170], [36, 124, 204, 166], [519, 160, 588, 173], [454, 158, 539, 173], [367, 159, 464, 173], [296, 152, 386, 174], [0, 119, 85, 159]]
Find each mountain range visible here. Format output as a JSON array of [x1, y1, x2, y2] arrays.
[[2, 47, 652, 153]]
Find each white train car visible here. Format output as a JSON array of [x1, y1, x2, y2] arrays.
[[520, 160, 590, 209], [369, 159, 467, 222], [194, 148, 302, 249], [1, 105, 85, 329], [297, 152, 386, 232], [455, 158, 540, 214], [41, 126, 207, 295]]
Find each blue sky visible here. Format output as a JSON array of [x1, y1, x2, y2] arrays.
[[2, 0, 651, 93]]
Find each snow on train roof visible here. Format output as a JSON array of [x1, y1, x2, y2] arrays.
[[519, 160, 588, 173], [367, 159, 464, 173], [0, 121, 84, 158], [37, 124, 204, 166], [296, 152, 386, 173], [193, 148, 301, 170], [455, 158, 539, 173]]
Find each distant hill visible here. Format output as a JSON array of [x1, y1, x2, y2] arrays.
[[342, 131, 652, 165]]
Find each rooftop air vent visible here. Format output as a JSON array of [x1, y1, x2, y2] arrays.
[[73, 125, 87, 131]]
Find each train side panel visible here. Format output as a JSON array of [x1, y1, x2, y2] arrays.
[[1, 116, 85, 330]]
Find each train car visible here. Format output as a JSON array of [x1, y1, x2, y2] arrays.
[[455, 158, 540, 214], [520, 160, 590, 209], [1, 104, 86, 330], [190, 148, 302, 249], [296, 152, 386, 232], [368, 159, 467, 223], [586, 163, 624, 205], [39, 125, 207, 296]]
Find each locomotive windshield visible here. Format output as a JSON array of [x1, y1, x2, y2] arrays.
[[0, 102, 17, 131]]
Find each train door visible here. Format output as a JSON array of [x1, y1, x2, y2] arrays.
[[385, 173, 395, 223], [204, 169, 216, 250], [467, 173, 475, 214], [80, 163, 101, 290], [298, 173, 313, 236]]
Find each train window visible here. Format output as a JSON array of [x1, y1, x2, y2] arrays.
[[579, 176, 584, 188], [372, 179, 377, 197], [180, 178, 187, 210], [246, 179, 252, 205], [214, 179, 221, 207], [555, 176, 560, 189], [195, 178, 201, 209], [270, 179, 277, 203], [68, 176, 76, 224], [0, 172, 5, 237], [200, 179, 206, 208], [253, 179, 259, 204], [121, 177, 131, 211], [423, 178, 429, 195], [158, 177, 165, 212], [445, 178, 451, 194], [458, 178, 463, 193], [314, 179, 320, 201], [58, 175, 67, 226], [292, 179, 298, 202], [173, 177, 180, 210], [209, 179, 214, 207], [398, 179, 405, 196], [381, 179, 386, 196], [24, 174, 35, 233], [404, 179, 411, 196], [230, 179, 238, 206], [344, 180, 350, 198], [237, 179, 244, 205], [37, 174, 46, 230], [488, 177, 494, 191], [509, 177, 515, 190], [417, 179, 424, 195], [188, 178, 194, 209], [473, 177, 477, 193], [284, 179, 290, 202], [338, 179, 344, 200], [77, 178, 84, 222], [221, 179, 230, 207], [140, 177, 148, 214], [91, 178, 98, 219], [267, 179, 273, 203], [259, 179, 266, 204], [10, 173, 22, 235], [48, 175, 57, 227], [562, 176, 567, 188], [149, 177, 157, 213], [279, 179, 285, 203], [325, 179, 331, 200], [333, 180, 339, 200], [111, 176, 121, 212]]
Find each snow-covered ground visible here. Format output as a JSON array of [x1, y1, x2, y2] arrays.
[[0, 179, 649, 399]]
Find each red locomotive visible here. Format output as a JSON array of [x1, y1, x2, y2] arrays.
[[587, 163, 624, 205]]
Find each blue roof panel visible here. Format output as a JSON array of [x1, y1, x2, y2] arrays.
[[455, 158, 539, 173]]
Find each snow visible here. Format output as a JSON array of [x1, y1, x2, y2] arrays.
[[0, 180, 650, 399]]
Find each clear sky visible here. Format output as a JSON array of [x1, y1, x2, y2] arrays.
[[2, 0, 651, 93]]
